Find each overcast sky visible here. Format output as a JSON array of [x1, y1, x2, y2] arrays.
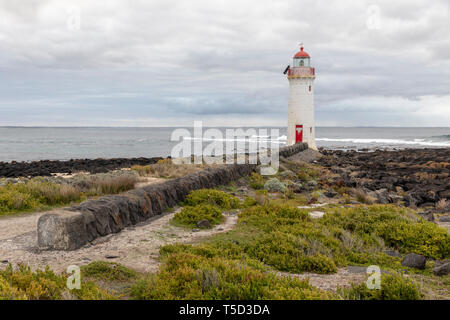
[[0, 0, 449, 127]]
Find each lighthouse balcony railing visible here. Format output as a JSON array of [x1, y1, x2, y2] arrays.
[[288, 67, 315, 78]]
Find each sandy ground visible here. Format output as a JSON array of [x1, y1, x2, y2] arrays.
[[0, 209, 238, 274], [277, 268, 367, 291]]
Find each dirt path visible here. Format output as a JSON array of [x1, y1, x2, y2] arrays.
[[0, 209, 238, 274], [277, 268, 367, 292]]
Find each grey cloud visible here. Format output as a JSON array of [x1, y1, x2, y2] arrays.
[[0, 0, 448, 126]]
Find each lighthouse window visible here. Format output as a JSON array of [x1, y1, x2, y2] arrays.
[[310, 127, 312, 134], [309, 85, 311, 92], [300, 60, 304, 66]]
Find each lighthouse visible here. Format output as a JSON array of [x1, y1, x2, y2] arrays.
[[286, 45, 317, 150]]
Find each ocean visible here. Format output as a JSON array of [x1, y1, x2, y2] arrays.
[[0, 127, 449, 162]]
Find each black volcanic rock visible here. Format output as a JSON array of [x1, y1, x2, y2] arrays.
[[317, 148, 450, 207], [401, 253, 427, 270], [0, 157, 165, 178]]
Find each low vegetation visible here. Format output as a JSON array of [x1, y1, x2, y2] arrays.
[[0, 264, 114, 300], [171, 189, 240, 228], [172, 204, 224, 228], [131, 158, 205, 179], [0, 172, 139, 216], [321, 205, 450, 260], [184, 189, 240, 209], [248, 172, 265, 190], [136, 194, 448, 299], [339, 273, 422, 300], [82, 261, 139, 282], [2, 157, 448, 300], [130, 252, 334, 300]]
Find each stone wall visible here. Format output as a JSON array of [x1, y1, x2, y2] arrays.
[[37, 143, 308, 251], [279, 142, 308, 158]]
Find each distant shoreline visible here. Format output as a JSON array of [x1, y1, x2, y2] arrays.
[[1, 147, 449, 179]]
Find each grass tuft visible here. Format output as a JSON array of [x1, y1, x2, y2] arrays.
[[172, 205, 224, 229], [82, 261, 139, 282]]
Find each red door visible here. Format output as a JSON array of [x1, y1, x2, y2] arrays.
[[295, 125, 303, 143]]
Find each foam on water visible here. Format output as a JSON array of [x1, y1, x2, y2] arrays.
[[315, 137, 450, 147]]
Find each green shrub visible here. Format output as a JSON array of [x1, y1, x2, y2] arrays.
[[340, 273, 422, 300], [376, 220, 450, 259], [0, 264, 65, 300], [131, 252, 335, 300], [82, 261, 139, 282], [173, 205, 224, 228], [0, 264, 112, 300], [321, 205, 450, 259], [245, 231, 337, 274], [264, 178, 286, 193], [296, 164, 320, 182], [242, 196, 258, 208], [70, 280, 117, 300], [248, 172, 265, 190], [185, 189, 240, 209]]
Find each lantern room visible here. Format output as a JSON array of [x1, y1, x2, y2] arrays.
[[293, 46, 310, 67]]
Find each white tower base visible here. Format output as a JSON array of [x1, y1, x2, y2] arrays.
[[287, 75, 316, 150]]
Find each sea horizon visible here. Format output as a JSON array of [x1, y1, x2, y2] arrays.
[[0, 126, 448, 162]]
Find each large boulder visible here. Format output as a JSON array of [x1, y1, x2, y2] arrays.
[[38, 210, 88, 251], [401, 253, 426, 270], [196, 219, 211, 228], [433, 261, 450, 276]]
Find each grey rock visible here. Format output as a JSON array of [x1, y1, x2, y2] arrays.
[[433, 262, 450, 276], [307, 180, 318, 187], [384, 250, 402, 258], [324, 190, 338, 198], [289, 182, 303, 193], [403, 194, 417, 208], [388, 194, 404, 203], [37, 210, 88, 251], [424, 213, 435, 222], [105, 255, 120, 259], [438, 215, 450, 222], [196, 219, 211, 228], [401, 253, 426, 270], [347, 266, 368, 273], [374, 188, 389, 204], [191, 228, 200, 232]]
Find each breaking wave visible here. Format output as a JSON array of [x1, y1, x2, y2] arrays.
[[316, 138, 450, 147]]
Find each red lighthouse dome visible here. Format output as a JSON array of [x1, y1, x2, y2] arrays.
[[294, 46, 310, 58]]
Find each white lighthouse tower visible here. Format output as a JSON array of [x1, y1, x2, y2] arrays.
[[286, 45, 317, 150]]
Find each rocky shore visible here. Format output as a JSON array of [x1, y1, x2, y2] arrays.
[[317, 148, 449, 211], [0, 157, 164, 178]]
